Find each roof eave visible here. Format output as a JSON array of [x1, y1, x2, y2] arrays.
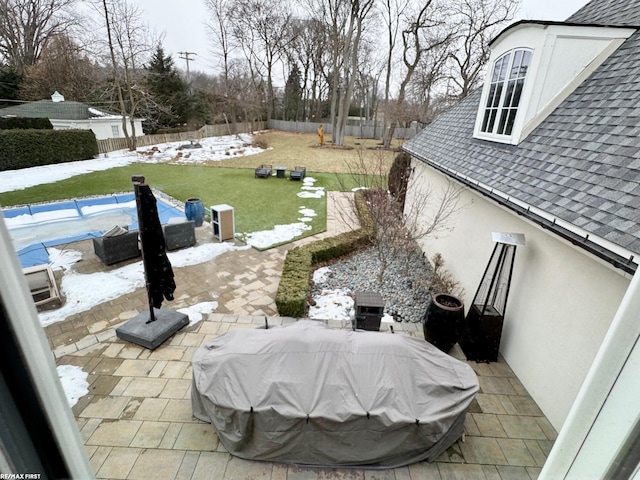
[[490, 19, 640, 47], [404, 148, 638, 275]]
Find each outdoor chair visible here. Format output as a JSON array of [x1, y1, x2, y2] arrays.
[[163, 218, 196, 250], [23, 264, 61, 307], [254, 164, 273, 178], [93, 228, 141, 265], [290, 166, 306, 180]]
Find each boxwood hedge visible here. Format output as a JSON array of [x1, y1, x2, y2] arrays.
[[275, 190, 375, 318]]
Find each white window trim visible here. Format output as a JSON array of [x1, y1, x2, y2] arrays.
[[476, 47, 533, 144]]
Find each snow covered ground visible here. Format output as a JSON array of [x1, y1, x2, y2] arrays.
[[0, 133, 366, 403], [0, 133, 263, 193], [0, 134, 335, 326]]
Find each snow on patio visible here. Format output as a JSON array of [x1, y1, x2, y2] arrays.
[[0, 133, 330, 323], [39, 243, 248, 327], [0, 134, 343, 394]]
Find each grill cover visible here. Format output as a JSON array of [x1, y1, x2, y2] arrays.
[[191, 320, 478, 467]]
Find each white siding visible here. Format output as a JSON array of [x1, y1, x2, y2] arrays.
[[51, 118, 144, 140]]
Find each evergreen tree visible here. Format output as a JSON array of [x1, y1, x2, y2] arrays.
[[283, 65, 303, 121], [143, 46, 191, 132], [0, 69, 22, 107]]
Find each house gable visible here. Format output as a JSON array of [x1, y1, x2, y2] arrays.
[[403, 25, 640, 274], [473, 22, 634, 145]]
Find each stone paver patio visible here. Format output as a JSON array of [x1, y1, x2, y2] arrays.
[[44, 192, 555, 479]]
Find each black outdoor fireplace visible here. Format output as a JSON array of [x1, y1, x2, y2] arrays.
[[353, 291, 385, 331]]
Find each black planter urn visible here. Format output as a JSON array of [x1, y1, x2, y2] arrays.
[[423, 293, 465, 353]]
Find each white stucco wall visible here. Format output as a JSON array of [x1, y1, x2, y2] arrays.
[[407, 160, 630, 430]]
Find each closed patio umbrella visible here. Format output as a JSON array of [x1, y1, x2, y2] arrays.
[[133, 175, 176, 321], [115, 175, 188, 349]]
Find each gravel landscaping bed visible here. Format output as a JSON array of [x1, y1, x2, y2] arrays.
[[311, 246, 434, 323]]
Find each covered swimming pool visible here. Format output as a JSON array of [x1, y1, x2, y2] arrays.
[[3, 193, 185, 268]]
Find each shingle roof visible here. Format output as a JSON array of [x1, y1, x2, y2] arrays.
[[567, 0, 640, 25], [0, 100, 118, 120], [403, 0, 640, 265]]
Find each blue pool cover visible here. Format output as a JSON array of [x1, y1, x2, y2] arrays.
[[3, 193, 185, 268]]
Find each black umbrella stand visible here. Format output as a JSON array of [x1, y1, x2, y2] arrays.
[[115, 175, 189, 350]]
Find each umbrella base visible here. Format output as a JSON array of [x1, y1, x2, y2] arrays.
[[116, 308, 189, 350]]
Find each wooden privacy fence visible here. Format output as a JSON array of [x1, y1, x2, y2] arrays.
[[96, 121, 266, 154]]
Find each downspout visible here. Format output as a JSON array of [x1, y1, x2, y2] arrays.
[[539, 268, 640, 478]]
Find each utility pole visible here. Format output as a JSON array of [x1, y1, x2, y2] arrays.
[[178, 51, 197, 84]]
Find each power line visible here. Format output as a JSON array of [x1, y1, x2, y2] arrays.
[[178, 51, 197, 84]]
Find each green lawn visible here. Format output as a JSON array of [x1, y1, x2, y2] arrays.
[[0, 164, 376, 246]]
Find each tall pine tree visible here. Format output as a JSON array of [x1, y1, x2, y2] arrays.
[[283, 65, 303, 121], [143, 46, 191, 132]]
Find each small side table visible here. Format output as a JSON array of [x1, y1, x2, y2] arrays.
[[275, 166, 287, 178], [353, 291, 385, 331]]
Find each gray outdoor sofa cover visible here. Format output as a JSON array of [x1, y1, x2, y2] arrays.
[[191, 320, 478, 467]]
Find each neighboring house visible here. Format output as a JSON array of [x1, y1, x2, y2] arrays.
[[402, 0, 640, 476], [0, 91, 144, 140]]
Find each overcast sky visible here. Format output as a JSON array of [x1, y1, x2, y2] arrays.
[[129, 0, 592, 76]]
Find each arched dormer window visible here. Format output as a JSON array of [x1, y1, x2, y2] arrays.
[[480, 48, 532, 137], [474, 23, 633, 145]]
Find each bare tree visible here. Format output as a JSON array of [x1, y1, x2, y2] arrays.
[[0, 0, 79, 75], [335, 146, 464, 287], [405, 38, 450, 124], [332, 0, 375, 146], [205, 0, 263, 129], [227, 58, 268, 126], [306, 0, 375, 146], [382, 0, 453, 147], [378, 0, 411, 140], [96, 0, 154, 150], [287, 17, 330, 121], [365, 174, 463, 285], [20, 33, 101, 100], [311, 0, 346, 142], [226, 0, 293, 121], [447, 0, 519, 100], [205, 0, 240, 125]]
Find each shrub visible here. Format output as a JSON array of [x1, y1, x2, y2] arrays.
[[275, 190, 374, 318], [388, 151, 411, 209], [252, 135, 269, 150], [0, 129, 98, 171], [0, 117, 53, 130], [429, 253, 463, 297]]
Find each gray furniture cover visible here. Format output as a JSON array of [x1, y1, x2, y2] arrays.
[[191, 320, 478, 467]]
